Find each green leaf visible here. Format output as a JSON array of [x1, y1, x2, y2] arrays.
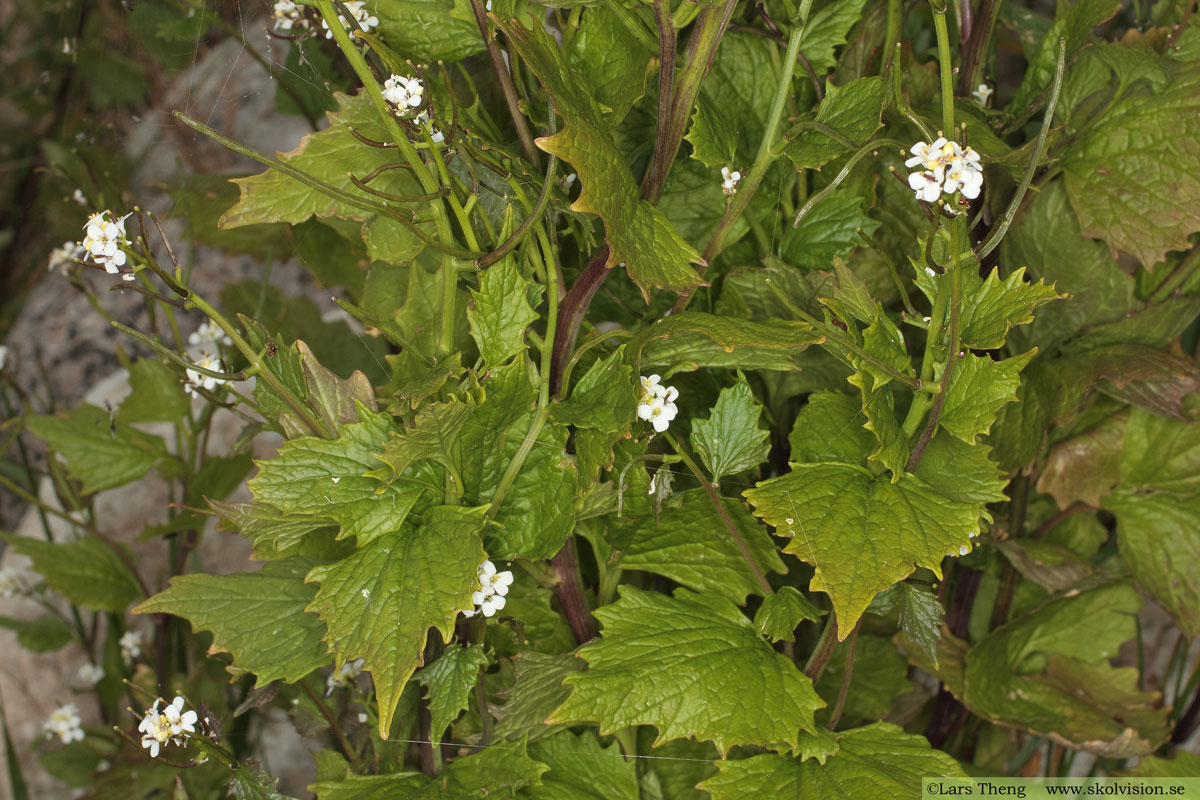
[[305, 505, 487, 738], [248, 408, 428, 547], [912, 434, 1008, 513], [1122, 752, 1200, 778], [548, 586, 823, 755], [962, 580, 1169, 757], [207, 500, 342, 562], [1002, 182, 1135, 351], [1007, 0, 1121, 114], [492, 652, 583, 743], [498, 19, 704, 299], [227, 765, 291, 800], [1062, 68, 1200, 269], [468, 256, 541, 367], [460, 359, 579, 560], [133, 560, 329, 686], [373, 0, 486, 63], [117, 359, 190, 424], [415, 644, 489, 743], [311, 738, 547, 799], [697, 32, 779, 160], [2, 534, 142, 612], [788, 392, 874, 467], [1105, 492, 1200, 637], [690, 379, 770, 481], [564, 6, 652, 125], [630, 312, 823, 373], [814, 635, 910, 724], [617, 490, 785, 605], [754, 586, 823, 643], [785, 77, 884, 171], [685, 95, 739, 169], [0, 615, 73, 653], [798, 0, 868, 73], [848, 314, 913, 477], [700, 722, 964, 800], [525, 731, 639, 800], [870, 583, 944, 670], [744, 464, 980, 637], [1036, 412, 1125, 509], [780, 190, 879, 271], [221, 91, 424, 230], [550, 347, 637, 434], [291, 341, 379, 436], [1119, 407, 1200, 494], [939, 350, 1034, 445], [25, 405, 172, 495], [371, 398, 473, 488], [957, 267, 1064, 350], [636, 733, 719, 800], [996, 539, 1094, 593]]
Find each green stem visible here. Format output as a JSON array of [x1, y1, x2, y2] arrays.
[[883, 0, 902, 75], [891, 42, 935, 140], [476, 136, 558, 268], [299, 680, 356, 762], [901, 226, 951, 438], [662, 431, 773, 596], [826, 620, 861, 729], [468, 0, 540, 168], [1148, 241, 1200, 304], [110, 322, 245, 381], [931, 1, 955, 136], [803, 612, 839, 679], [792, 140, 905, 229]]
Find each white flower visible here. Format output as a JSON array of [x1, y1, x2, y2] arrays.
[[942, 148, 983, 200], [184, 352, 228, 398], [71, 188, 86, 205], [462, 559, 513, 619], [77, 663, 104, 687], [637, 394, 679, 433], [188, 320, 232, 349], [0, 565, 30, 598], [958, 544, 970, 556], [80, 210, 130, 273], [971, 83, 993, 107], [721, 167, 742, 197], [905, 139, 982, 203], [321, 0, 379, 39], [45, 704, 84, 744], [414, 110, 444, 143], [119, 630, 143, 666], [273, 0, 309, 32], [48, 240, 85, 272], [382, 74, 424, 116], [908, 168, 945, 203], [138, 696, 197, 758], [325, 657, 365, 694]]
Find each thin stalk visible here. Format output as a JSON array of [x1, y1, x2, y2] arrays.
[[957, 0, 1002, 96], [477, 147, 558, 268], [663, 431, 773, 596], [468, 0, 540, 168], [931, 1, 956, 136], [299, 680, 355, 762], [901, 226, 951, 438], [474, 674, 493, 746], [858, 227, 918, 317], [553, 537, 598, 644], [111, 322, 245, 381], [826, 620, 861, 729], [891, 43, 935, 140], [642, 0, 677, 204], [974, 38, 1065, 261], [883, 0, 903, 75], [803, 613, 839, 679], [792, 140, 905, 229]]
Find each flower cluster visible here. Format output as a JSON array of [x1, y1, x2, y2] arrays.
[[45, 703, 84, 744], [188, 320, 232, 349], [721, 167, 742, 197], [272, 0, 309, 33], [326, 657, 365, 695], [119, 629, 143, 666], [80, 210, 131, 274], [382, 74, 423, 115], [462, 560, 513, 618], [637, 374, 679, 433], [184, 352, 228, 398], [321, 0, 379, 39], [904, 138, 983, 204], [47, 241, 85, 273], [138, 696, 198, 758]]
